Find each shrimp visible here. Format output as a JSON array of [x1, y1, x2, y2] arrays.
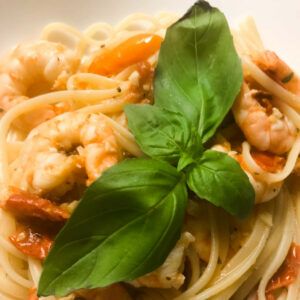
[[0, 41, 79, 128], [131, 232, 194, 289], [9, 111, 122, 199], [232, 83, 297, 154], [253, 50, 300, 95]]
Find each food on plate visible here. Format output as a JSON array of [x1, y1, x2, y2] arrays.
[[0, 1, 299, 299]]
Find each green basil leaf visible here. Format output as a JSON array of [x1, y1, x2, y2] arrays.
[[125, 104, 202, 165], [38, 158, 187, 297], [154, 0, 243, 142], [177, 151, 197, 172], [186, 150, 255, 217]]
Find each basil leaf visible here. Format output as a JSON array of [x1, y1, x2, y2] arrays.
[[186, 150, 255, 217], [125, 104, 202, 165], [154, 0, 243, 142], [38, 159, 187, 297]]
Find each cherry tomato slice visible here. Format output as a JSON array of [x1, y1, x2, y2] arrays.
[[89, 34, 162, 76]]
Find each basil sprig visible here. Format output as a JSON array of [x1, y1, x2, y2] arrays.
[[126, 0, 254, 214], [38, 1, 255, 297]]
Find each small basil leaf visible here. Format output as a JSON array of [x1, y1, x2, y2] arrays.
[[186, 150, 255, 218], [177, 133, 204, 171], [38, 159, 187, 297], [177, 152, 196, 172], [125, 104, 202, 165], [154, 0, 243, 142]]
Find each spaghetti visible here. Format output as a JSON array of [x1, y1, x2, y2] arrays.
[[0, 7, 299, 300]]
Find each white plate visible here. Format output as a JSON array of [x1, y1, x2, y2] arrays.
[[0, 0, 299, 70]]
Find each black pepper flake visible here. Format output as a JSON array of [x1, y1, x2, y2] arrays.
[[166, 276, 171, 280], [281, 72, 294, 83], [254, 90, 273, 100], [117, 87, 122, 93], [101, 44, 106, 48]]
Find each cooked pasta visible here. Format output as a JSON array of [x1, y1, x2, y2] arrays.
[[0, 2, 299, 300]]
